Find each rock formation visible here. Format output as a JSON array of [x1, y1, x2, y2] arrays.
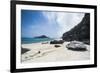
[[50, 40, 64, 44], [66, 41, 87, 51], [62, 13, 90, 44]]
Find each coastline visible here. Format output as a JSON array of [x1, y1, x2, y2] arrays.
[[21, 41, 90, 63]]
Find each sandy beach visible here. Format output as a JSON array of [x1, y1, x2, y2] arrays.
[[21, 41, 90, 63]]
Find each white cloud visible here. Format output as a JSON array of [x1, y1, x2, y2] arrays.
[[42, 11, 84, 38]]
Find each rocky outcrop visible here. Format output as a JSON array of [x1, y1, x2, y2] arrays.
[[21, 47, 30, 54], [66, 41, 87, 51], [50, 40, 64, 44], [62, 13, 90, 44]]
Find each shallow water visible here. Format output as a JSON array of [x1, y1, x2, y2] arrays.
[[21, 38, 53, 44]]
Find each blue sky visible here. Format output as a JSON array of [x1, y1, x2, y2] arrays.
[[21, 10, 85, 38]]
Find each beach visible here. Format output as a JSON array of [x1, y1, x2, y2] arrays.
[[21, 41, 90, 63]]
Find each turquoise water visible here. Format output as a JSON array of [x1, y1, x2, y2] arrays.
[[21, 38, 53, 44]]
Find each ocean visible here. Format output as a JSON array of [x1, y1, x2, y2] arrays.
[[21, 38, 53, 44]]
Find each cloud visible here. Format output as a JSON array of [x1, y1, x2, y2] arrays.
[[42, 11, 84, 38]]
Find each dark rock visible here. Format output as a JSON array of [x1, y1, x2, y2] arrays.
[[21, 47, 30, 54], [54, 45, 61, 48], [68, 47, 87, 51], [66, 41, 87, 51], [62, 13, 90, 44], [50, 40, 64, 44]]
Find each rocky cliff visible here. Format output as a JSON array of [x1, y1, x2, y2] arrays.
[[62, 13, 90, 44]]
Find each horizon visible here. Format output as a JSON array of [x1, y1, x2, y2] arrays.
[[21, 10, 85, 38]]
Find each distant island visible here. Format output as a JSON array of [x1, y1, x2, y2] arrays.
[[34, 35, 50, 38]]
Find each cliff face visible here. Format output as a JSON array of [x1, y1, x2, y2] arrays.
[[62, 13, 90, 44]]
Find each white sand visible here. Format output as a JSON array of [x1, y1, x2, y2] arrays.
[[21, 42, 90, 63]]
